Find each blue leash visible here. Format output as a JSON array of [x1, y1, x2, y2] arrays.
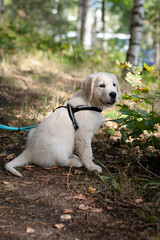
[[0, 124, 38, 131]]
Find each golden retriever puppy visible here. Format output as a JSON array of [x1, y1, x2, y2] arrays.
[[5, 72, 121, 177]]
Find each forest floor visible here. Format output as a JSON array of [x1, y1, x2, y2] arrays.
[[0, 54, 160, 240]]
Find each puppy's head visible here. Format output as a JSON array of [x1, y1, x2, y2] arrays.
[[82, 72, 121, 107]]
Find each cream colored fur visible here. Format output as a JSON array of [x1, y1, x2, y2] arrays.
[[5, 72, 121, 177]]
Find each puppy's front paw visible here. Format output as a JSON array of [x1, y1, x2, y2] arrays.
[[85, 163, 102, 173], [92, 164, 102, 173]]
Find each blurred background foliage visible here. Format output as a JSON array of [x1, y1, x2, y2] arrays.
[[0, 0, 159, 89]]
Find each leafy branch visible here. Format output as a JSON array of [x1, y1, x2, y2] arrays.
[[115, 61, 160, 153]]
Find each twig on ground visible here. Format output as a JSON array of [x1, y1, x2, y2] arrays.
[[137, 159, 160, 179], [136, 157, 160, 179], [130, 146, 160, 179], [67, 164, 74, 191], [97, 189, 160, 218]]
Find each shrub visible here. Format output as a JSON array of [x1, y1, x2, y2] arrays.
[[114, 61, 160, 154]]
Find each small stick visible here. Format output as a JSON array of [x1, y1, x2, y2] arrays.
[[67, 164, 74, 190], [137, 158, 160, 179]]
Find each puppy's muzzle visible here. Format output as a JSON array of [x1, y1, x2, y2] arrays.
[[109, 91, 117, 104], [109, 91, 117, 99]]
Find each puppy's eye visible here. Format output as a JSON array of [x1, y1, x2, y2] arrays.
[[113, 83, 116, 87], [99, 84, 105, 88]]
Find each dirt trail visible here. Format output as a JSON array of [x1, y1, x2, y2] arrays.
[[0, 84, 159, 240], [0, 152, 157, 240]]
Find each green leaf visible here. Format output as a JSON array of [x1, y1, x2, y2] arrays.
[[75, 86, 81, 91], [99, 175, 110, 181], [105, 111, 119, 118], [120, 131, 130, 143], [120, 109, 142, 118], [108, 128, 116, 135], [136, 108, 149, 117]]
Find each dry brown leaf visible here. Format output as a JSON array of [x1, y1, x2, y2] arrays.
[[26, 227, 35, 233], [3, 181, 16, 191], [91, 170, 99, 175], [43, 166, 59, 170], [74, 169, 83, 175], [135, 198, 143, 204], [6, 153, 15, 160], [24, 165, 35, 170], [3, 181, 10, 185], [63, 209, 73, 214], [54, 223, 65, 229], [73, 194, 86, 200], [91, 208, 103, 213], [106, 206, 113, 210], [60, 214, 72, 220], [0, 152, 7, 157], [78, 204, 90, 211]]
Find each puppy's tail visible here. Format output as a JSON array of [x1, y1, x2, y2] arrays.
[[5, 151, 29, 177]]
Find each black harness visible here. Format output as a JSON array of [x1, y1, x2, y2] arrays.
[[53, 104, 102, 131]]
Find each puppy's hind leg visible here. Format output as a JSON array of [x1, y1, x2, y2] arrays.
[[53, 146, 83, 168], [68, 155, 83, 168]]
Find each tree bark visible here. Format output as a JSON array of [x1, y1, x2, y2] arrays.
[[101, 0, 107, 52], [0, 0, 5, 22], [155, 9, 160, 73], [126, 0, 145, 67], [77, 0, 93, 50], [77, 0, 84, 42]]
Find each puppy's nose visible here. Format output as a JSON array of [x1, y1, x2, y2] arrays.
[[109, 91, 117, 99]]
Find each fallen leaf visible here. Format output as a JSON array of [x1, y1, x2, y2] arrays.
[[63, 209, 73, 214], [0, 152, 7, 157], [26, 227, 35, 233], [3, 181, 16, 191], [73, 194, 86, 200], [88, 187, 96, 194], [3, 181, 10, 185], [40, 221, 48, 226], [74, 169, 83, 175], [92, 170, 99, 175], [54, 223, 65, 229], [106, 206, 113, 210], [78, 204, 90, 211], [43, 166, 59, 170], [6, 153, 15, 160], [91, 208, 103, 213], [135, 198, 143, 204], [24, 165, 35, 170], [60, 214, 72, 220]]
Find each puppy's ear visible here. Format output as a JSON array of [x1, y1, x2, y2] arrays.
[[82, 74, 97, 102], [115, 77, 122, 99]]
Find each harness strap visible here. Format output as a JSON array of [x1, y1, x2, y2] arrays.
[[53, 104, 102, 131]]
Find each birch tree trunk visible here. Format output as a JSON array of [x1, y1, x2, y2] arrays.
[[77, 0, 93, 50], [126, 0, 145, 67]]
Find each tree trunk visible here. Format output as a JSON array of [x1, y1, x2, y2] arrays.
[[155, 9, 160, 73], [77, 0, 85, 42], [101, 0, 107, 52], [126, 0, 145, 67], [0, 0, 5, 22], [77, 0, 93, 50], [154, 9, 160, 88]]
